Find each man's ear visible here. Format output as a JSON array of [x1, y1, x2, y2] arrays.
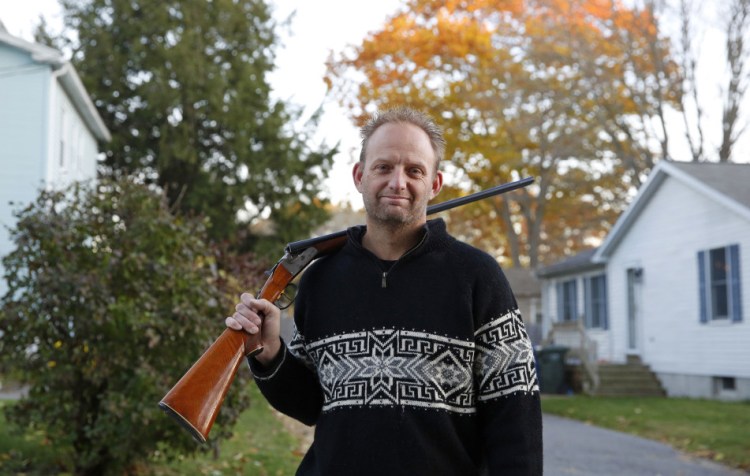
[[430, 170, 444, 199], [352, 162, 364, 192]]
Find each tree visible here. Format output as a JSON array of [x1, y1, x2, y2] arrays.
[[325, 0, 679, 267], [0, 179, 252, 475], [672, 0, 750, 163], [719, 0, 750, 162], [44, 0, 335, 245]]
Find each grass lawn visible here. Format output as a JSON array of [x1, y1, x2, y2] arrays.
[[3, 389, 748, 474], [541, 395, 750, 471], [0, 384, 305, 475], [149, 384, 306, 475], [0, 400, 66, 473]]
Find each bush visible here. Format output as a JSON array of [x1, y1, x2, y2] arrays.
[[0, 178, 252, 475]]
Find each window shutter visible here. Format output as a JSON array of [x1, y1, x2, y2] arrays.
[[602, 275, 610, 330], [583, 277, 592, 329], [728, 244, 743, 323], [556, 282, 563, 322], [698, 251, 708, 323]]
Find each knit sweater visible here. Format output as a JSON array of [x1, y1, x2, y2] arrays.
[[249, 219, 542, 475]]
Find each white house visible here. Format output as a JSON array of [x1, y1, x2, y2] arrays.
[[0, 23, 111, 295], [538, 160, 749, 400]]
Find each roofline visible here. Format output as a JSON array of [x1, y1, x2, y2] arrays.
[[593, 160, 750, 262], [0, 30, 64, 65], [0, 30, 111, 143], [592, 163, 665, 262], [535, 247, 604, 278], [665, 162, 750, 221], [57, 63, 112, 142], [535, 261, 605, 279]]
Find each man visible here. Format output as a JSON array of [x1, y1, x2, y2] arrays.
[[226, 107, 543, 475]]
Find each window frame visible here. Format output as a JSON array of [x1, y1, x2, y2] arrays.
[[556, 279, 578, 322], [584, 274, 609, 329], [698, 244, 742, 323]]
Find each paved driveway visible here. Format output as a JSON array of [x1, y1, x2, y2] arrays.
[[544, 413, 746, 475]]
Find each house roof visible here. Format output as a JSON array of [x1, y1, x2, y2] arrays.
[[535, 247, 602, 278], [668, 161, 750, 206], [593, 160, 750, 262], [503, 267, 541, 297], [0, 28, 111, 143]]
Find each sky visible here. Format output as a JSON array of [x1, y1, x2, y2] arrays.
[[3, 0, 748, 204], [266, 1, 404, 206], [1, 0, 404, 206]]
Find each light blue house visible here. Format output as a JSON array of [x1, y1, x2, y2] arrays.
[[0, 23, 111, 294]]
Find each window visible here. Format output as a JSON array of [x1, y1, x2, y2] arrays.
[[720, 377, 736, 391], [76, 129, 84, 171], [556, 279, 578, 322], [713, 376, 737, 397], [710, 248, 729, 319], [59, 108, 67, 169], [584, 274, 608, 329], [698, 245, 743, 323]]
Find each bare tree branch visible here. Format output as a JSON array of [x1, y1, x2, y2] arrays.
[[677, 0, 707, 161], [718, 0, 750, 162]]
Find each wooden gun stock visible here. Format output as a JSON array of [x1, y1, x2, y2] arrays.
[[158, 241, 336, 443], [158, 329, 250, 443], [159, 177, 533, 443]]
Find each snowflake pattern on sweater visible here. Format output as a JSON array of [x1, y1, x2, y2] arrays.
[[289, 308, 538, 414]]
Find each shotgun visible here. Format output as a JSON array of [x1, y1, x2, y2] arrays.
[[158, 176, 534, 443]]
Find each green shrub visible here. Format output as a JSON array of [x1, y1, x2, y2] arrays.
[[0, 178, 250, 475]]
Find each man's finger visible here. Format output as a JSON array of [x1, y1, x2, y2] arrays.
[[225, 316, 242, 330]]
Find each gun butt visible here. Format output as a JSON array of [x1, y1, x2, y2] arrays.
[[159, 328, 253, 443]]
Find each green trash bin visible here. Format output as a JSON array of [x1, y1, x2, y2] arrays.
[[536, 345, 569, 394]]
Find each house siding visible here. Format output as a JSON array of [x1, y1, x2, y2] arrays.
[[606, 176, 750, 397], [0, 47, 50, 297], [657, 373, 750, 400], [540, 271, 612, 359], [46, 81, 100, 187], [0, 41, 100, 296]]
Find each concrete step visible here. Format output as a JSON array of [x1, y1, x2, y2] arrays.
[[594, 364, 666, 397]]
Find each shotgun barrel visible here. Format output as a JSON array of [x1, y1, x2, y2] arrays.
[[285, 176, 534, 254]]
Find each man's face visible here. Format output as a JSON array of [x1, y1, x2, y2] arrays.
[[353, 122, 443, 227]]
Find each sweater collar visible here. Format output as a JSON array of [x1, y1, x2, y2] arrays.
[[346, 218, 448, 259]]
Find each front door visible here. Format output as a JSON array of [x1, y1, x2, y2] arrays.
[[626, 268, 643, 354]]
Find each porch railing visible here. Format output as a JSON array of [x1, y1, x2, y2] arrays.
[[543, 320, 599, 394]]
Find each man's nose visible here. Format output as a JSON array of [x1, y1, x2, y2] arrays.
[[388, 168, 407, 190]]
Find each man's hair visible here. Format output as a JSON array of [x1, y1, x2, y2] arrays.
[[359, 107, 446, 168]]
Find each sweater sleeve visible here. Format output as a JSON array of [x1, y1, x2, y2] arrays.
[[247, 334, 324, 426], [475, 309, 543, 474], [473, 262, 543, 475]]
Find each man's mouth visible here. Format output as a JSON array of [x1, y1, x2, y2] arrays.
[[380, 195, 411, 204]]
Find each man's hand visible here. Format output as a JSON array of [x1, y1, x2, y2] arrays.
[[225, 293, 281, 366]]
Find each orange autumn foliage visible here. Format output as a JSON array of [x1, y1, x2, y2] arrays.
[[325, 0, 679, 267]]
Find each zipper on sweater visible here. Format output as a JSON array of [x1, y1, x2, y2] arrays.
[[380, 232, 428, 288]]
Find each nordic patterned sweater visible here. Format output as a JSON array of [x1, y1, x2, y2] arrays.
[[249, 219, 542, 475]]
